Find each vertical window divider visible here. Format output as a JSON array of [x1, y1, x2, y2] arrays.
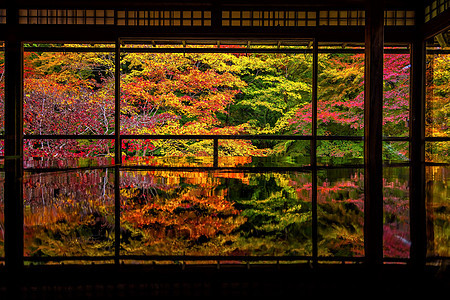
[[213, 138, 219, 168], [115, 39, 122, 165], [311, 38, 318, 266], [114, 38, 121, 265]]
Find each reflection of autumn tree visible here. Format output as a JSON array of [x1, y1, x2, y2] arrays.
[[0, 175, 3, 257], [23, 170, 115, 257], [119, 170, 315, 256], [383, 168, 410, 258], [426, 166, 450, 257], [120, 170, 246, 256], [0, 51, 3, 256], [315, 170, 365, 257], [19, 167, 419, 259], [230, 172, 312, 256], [313, 168, 411, 258]]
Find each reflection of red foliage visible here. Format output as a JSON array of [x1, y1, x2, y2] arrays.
[[383, 225, 411, 258], [22, 170, 115, 256], [120, 170, 244, 244], [293, 170, 412, 258]]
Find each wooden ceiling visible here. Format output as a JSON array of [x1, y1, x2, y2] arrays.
[[11, 0, 424, 10], [4, 0, 447, 44]]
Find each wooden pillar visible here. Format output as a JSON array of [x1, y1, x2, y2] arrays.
[[409, 17, 426, 269], [4, 8, 24, 300], [364, 0, 384, 266], [4, 6, 24, 272]]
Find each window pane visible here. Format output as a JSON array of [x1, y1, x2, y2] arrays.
[[318, 48, 364, 136], [0, 139, 3, 167], [383, 53, 410, 137], [120, 46, 312, 136], [383, 141, 409, 163], [426, 50, 449, 138], [24, 139, 114, 169], [317, 140, 364, 166], [218, 139, 310, 167], [24, 48, 115, 135], [426, 166, 450, 259], [426, 141, 450, 163], [120, 170, 312, 257], [23, 169, 115, 261], [122, 139, 213, 167], [383, 166, 410, 259], [317, 168, 365, 257]]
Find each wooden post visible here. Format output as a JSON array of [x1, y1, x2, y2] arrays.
[[4, 6, 24, 295], [364, 0, 384, 266], [409, 36, 426, 271]]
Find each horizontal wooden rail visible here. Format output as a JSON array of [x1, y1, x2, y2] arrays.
[[4, 134, 430, 141]]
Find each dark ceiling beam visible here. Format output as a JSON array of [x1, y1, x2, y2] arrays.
[[0, 24, 416, 44], [11, 0, 422, 10], [11, 25, 366, 42]]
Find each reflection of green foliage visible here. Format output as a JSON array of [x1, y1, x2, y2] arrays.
[[229, 173, 312, 256], [426, 167, 450, 257], [316, 169, 365, 257], [19, 166, 450, 261], [26, 210, 115, 259]]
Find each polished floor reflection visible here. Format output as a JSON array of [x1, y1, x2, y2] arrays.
[[0, 161, 437, 264], [6, 163, 445, 264]]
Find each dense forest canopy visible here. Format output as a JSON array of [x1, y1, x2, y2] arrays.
[[6, 45, 435, 163]]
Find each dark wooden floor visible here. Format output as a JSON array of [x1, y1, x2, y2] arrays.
[[0, 263, 449, 299]]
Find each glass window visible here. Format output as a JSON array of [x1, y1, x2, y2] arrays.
[[24, 45, 115, 136], [425, 39, 450, 261]]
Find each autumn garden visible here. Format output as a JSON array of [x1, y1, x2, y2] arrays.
[[0, 43, 448, 262]]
